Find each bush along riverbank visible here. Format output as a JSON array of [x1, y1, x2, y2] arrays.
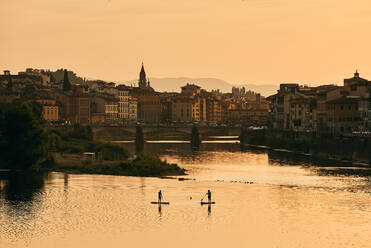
[[52, 153, 185, 177], [45, 125, 186, 177], [240, 129, 371, 166]]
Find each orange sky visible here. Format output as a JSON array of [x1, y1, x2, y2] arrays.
[[1, 0, 370, 85]]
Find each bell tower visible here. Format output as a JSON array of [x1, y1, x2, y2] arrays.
[[139, 63, 147, 88]]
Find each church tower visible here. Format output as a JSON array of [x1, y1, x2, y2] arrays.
[[139, 63, 147, 89]]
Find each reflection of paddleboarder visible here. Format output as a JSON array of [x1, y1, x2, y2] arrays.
[[158, 190, 162, 202]]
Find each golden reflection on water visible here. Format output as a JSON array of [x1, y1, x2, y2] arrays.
[[0, 144, 370, 248]]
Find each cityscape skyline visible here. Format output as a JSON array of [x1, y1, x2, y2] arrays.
[[2, 0, 370, 85]]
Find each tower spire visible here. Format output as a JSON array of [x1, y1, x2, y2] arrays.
[[139, 63, 147, 88]]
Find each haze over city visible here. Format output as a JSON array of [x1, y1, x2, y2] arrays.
[[2, 0, 371, 85]]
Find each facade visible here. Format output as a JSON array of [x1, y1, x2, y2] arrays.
[[289, 97, 314, 131], [358, 96, 371, 131], [55, 86, 91, 125], [171, 95, 206, 123], [207, 98, 223, 124], [35, 99, 59, 122], [74, 95, 90, 125], [326, 96, 360, 133], [128, 97, 138, 123], [104, 99, 119, 125], [117, 85, 138, 124], [267, 84, 299, 129]]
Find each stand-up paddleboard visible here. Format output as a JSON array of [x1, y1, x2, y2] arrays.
[[201, 201, 215, 205], [151, 201, 170, 205]]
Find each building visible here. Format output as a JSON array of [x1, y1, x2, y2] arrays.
[[326, 96, 360, 133], [181, 84, 201, 96], [171, 96, 206, 123], [358, 96, 371, 132], [324, 71, 371, 133], [128, 97, 138, 123], [131, 64, 161, 124], [289, 97, 315, 131], [207, 98, 223, 124], [55, 86, 91, 125], [267, 84, 300, 129], [117, 85, 138, 124], [35, 99, 59, 122], [104, 98, 119, 125]]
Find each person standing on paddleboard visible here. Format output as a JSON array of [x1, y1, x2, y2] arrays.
[[158, 190, 162, 202]]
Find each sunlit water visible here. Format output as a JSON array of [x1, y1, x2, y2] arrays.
[[1, 140, 370, 248]]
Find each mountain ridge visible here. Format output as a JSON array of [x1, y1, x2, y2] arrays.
[[123, 77, 279, 97]]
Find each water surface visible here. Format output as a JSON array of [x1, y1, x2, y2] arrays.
[[1, 140, 370, 248]]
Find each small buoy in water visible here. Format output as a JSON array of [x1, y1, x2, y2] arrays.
[[190, 196, 192, 200]]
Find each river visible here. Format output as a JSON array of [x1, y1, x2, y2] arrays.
[[1, 139, 370, 248]]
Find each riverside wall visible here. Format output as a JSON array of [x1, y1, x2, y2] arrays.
[[240, 129, 371, 165]]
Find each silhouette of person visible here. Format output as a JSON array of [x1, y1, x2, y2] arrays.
[[158, 190, 162, 202]]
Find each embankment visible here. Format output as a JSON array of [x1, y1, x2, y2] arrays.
[[240, 129, 371, 165]]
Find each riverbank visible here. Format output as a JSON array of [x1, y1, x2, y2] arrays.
[[240, 129, 371, 166], [51, 153, 186, 177]]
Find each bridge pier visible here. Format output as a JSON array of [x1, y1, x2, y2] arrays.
[[135, 125, 145, 154], [191, 126, 201, 149]]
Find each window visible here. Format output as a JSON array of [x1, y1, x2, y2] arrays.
[[348, 105, 352, 110], [340, 105, 344, 110]]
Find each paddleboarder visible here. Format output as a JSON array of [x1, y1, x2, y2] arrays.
[[207, 190, 211, 203], [158, 190, 162, 203]]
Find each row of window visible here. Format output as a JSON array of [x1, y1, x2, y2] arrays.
[[328, 117, 360, 122], [327, 105, 358, 111]]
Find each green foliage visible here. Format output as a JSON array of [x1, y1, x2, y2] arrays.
[[52, 69, 85, 85], [87, 142, 129, 161], [0, 101, 48, 170], [63, 69, 72, 91], [70, 124, 93, 140], [127, 153, 180, 176], [54, 154, 185, 177], [47, 125, 129, 160]]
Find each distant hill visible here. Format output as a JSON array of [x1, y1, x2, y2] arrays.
[[124, 77, 279, 97], [46, 68, 279, 97]]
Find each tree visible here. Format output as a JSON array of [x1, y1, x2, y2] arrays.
[[0, 101, 48, 170], [63, 69, 72, 91], [7, 76, 12, 90]]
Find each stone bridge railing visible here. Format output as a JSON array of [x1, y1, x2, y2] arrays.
[[92, 125, 242, 140]]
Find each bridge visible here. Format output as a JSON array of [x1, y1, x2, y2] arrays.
[[92, 125, 242, 140]]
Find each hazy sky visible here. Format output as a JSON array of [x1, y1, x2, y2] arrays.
[[1, 0, 370, 85]]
